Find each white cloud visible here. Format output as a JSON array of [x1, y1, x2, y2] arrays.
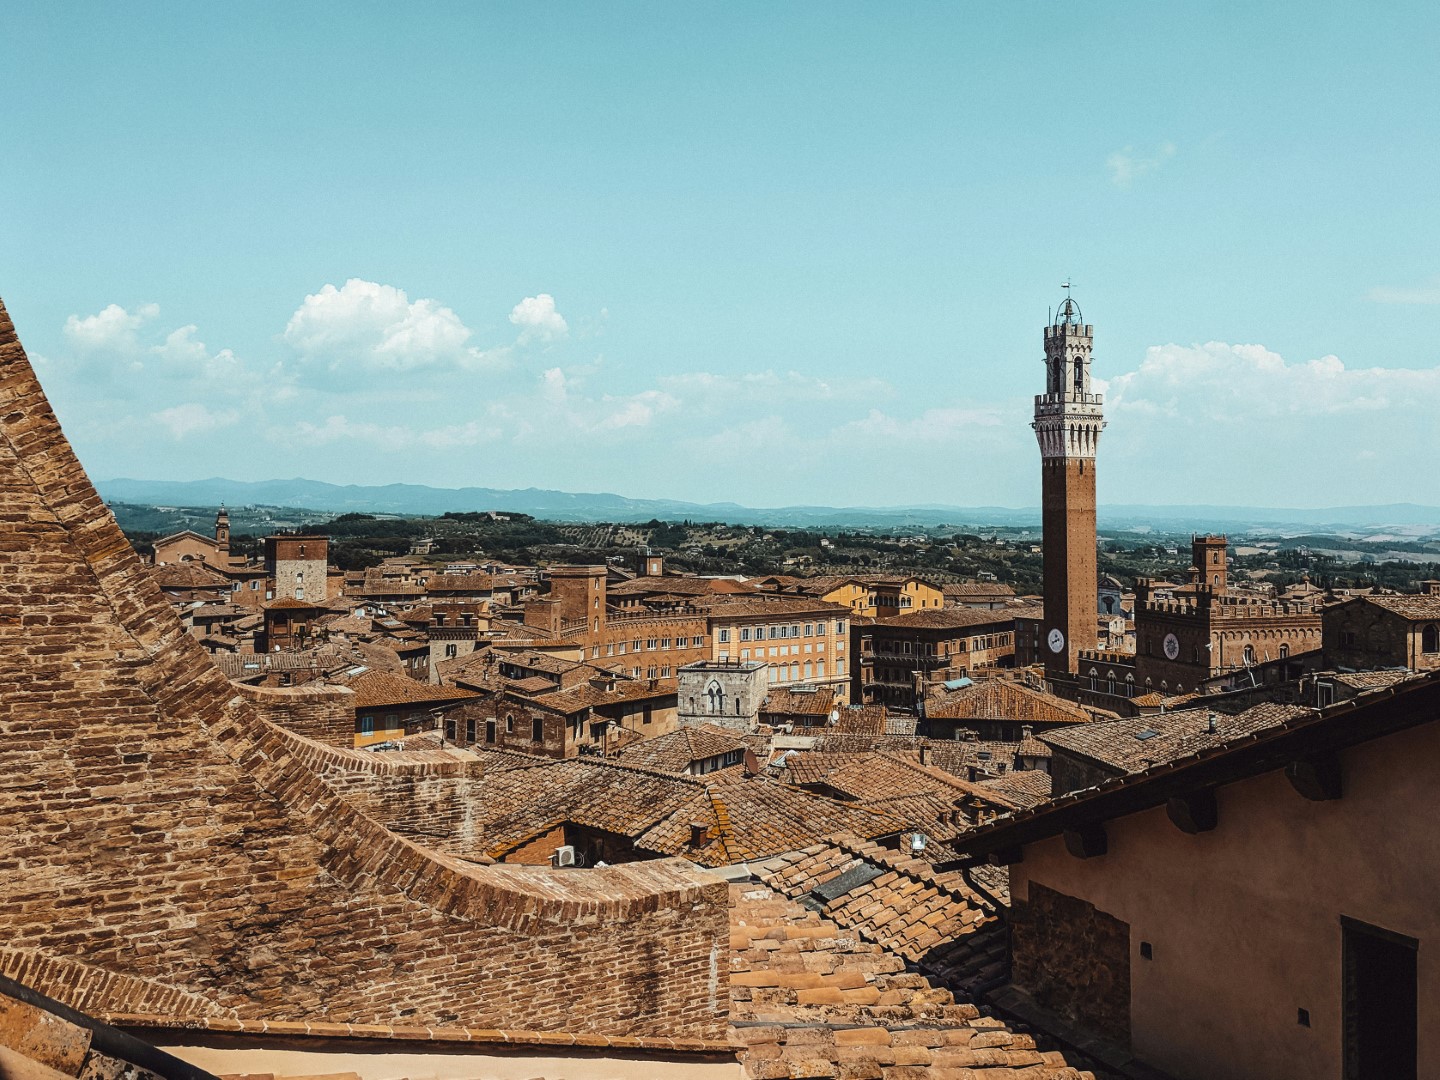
[[284, 279, 504, 374], [532, 366, 676, 433], [1106, 141, 1176, 187], [151, 402, 239, 439], [509, 293, 569, 344], [63, 302, 159, 356], [281, 414, 497, 452], [1366, 276, 1440, 305], [1106, 342, 1437, 420]]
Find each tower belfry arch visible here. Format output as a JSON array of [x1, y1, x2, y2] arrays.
[[1032, 289, 1105, 681]]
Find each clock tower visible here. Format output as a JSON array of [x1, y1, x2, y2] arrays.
[[1033, 292, 1105, 682]]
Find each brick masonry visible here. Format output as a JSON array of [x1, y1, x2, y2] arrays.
[[0, 297, 728, 1039], [1011, 882, 1131, 1047]]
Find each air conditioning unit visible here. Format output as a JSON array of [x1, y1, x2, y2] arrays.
[[552, 845, 577, 867]]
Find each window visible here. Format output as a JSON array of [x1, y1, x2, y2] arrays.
[[661, 637, 671, 649], [693, 636, 704, 647], [485, 719, 496, 743], [719, 629, 731, 643], [445, 718, 457, 741], [804, 623, 813, 636], [836, 620, 846, 634], [1342, 917, 1418, 1079], [445, 643, 458, 658], [360, 716, 375, 736], [739, 628, 750, 642], [532, 717, 543, 742], [647, 666, 657, 679], [741, 649, 750, 660], [769, 626, 779, 639], [633, 640, 643, 652], [505, 714, 514, 733], [817, 658, 825, 677], [837, 659, 845, 675], [1243, 644, 1256, 666], [646, 638, 657, 650], [1279, 643, 1290, 658], [1424, 625, 1440, 654], [791, 625, 800, 638], [465, 717, 476, 743]]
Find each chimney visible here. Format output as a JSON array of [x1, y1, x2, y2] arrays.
[[1207, 711, 1218, 734], [919, 743, 927, 766], [689, 822, 709, 846]]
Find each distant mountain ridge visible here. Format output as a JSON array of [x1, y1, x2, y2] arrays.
[[94, 476, 1440, 532]]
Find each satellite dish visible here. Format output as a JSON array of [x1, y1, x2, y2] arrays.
[[828, 709, 840, 725]]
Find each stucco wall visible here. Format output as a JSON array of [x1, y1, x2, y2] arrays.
[[1011, 720, 1440, 1080]]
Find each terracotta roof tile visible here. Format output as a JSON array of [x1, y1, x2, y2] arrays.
[[613, 725, 748, 774], [346, 671, 481, 709], [926, 679, 1094, 725], [1041, 702, 1311, 773]]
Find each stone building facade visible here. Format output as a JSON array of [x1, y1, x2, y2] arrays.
[[1322, 592, 1440, 673], [1130, 581, 1322, 694], [677, 659, 769, 731], [264, 533, 330, 603]]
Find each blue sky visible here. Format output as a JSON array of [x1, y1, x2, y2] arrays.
[[2, 2, 1438, 509]]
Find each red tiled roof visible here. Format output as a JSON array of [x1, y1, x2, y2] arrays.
[[347, 671, 480, 710]]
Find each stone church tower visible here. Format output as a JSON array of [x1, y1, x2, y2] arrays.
[[1033, 293, 1105, 680]]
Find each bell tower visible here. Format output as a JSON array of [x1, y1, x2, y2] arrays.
[[1032, 291, 1105, 681], [215, 505, 231, 559]]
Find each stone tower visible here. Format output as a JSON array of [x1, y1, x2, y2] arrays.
[[214, 505, 230, 558], [1033, 293, 1105, 680], [1191, 534, 1228, 591]]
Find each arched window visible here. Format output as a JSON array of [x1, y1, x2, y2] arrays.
[[1106, 672, 1116, 696], [1279, 643, 1290, 658], [1423, 625, 1440, 654], [1243, 644, 1256, 666], [505, 714, 514, 733]]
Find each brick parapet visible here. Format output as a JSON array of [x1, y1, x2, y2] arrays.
[[114, 1014, 733, 1055], [0, 297, 730, 1040]]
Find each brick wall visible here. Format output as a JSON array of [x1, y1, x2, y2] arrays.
[[0, 298, 728, 1040], [234, 682, 355, 746], [1011, 882, 1130, 1046]]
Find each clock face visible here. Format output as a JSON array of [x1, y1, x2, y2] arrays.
[[1047, 628, 1065, 654], [1163, 632, 1180, 661]]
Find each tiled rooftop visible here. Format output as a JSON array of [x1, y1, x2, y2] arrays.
[[1354, 593, 1440, 619], [926, 679, 1094, 725], [614, 724, 749, 773], [344, 670, 481, 709], [730, 857, 1091, 1077], [1041, 702, 1312, 773]]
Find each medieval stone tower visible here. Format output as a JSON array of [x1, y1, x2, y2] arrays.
[[1033, 293, 1105, 680]]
